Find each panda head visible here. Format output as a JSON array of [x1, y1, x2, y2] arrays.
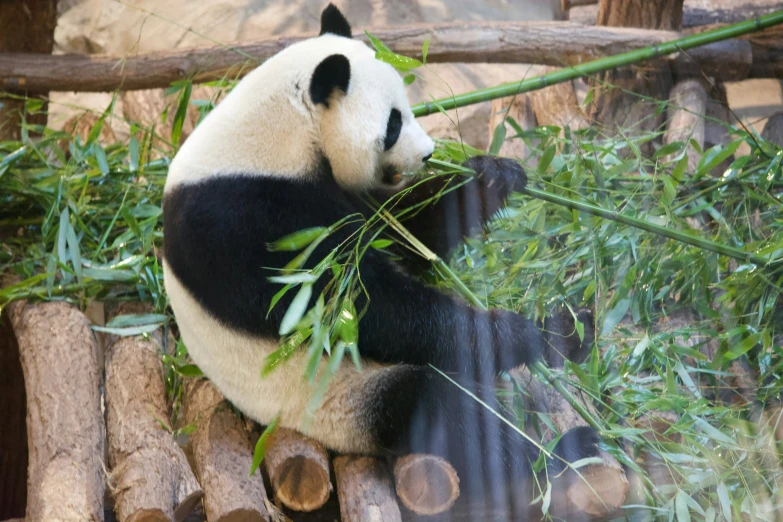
[[166, 4, 434, 191], [311, 4, 435, 189]]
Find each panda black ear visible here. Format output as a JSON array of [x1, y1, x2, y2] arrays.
[[320, 3, 352, 38], [310, 54, 351, 107]]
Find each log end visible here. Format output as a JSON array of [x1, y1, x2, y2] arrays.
[[393, 454, 460, 516], [563, 462, 629, 516], [271, 455, 332, 512], [216, 509, 267, 522], [126, 509, 170, 522]]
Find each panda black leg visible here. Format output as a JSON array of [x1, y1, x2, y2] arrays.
[[547, 425, 601, 476]]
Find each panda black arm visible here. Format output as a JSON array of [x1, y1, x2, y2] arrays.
[[163, 170, 543, 375], [368, 156, 527, 269]]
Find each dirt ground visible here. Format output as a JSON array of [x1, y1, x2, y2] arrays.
[[48, 0, 783, 152]]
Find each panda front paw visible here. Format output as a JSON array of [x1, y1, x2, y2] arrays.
[[543, 308, 595, 368], [490, 309, 546, 372], [463, 155, 527, 194]]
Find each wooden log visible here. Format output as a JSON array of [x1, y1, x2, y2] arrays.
[[183, 378, 270, 522], [664, 79, 707, 171], [590, 0, 684, 157], [7, 301, 105, 522], [569, 0, 783, 27], [512, 366, 628, 518], [393, 454, 460, 516], [264, 427, 332, 512], [0, 0, 58, 140], [333, 456, 401, 522], [0, 20, 763, 93], [105, 304, 203, 522]]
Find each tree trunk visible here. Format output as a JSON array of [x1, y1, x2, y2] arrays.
[[105, 304, 203, 522], [591, 0, 684, 156], [0, 0, 58, 140], [7, 301, 105, 522], [0, 310, 27, 520]]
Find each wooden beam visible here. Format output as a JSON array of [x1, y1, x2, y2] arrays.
[[0, 21, 763, 93], [0, 0, 58, 140], [568, 0, 783, 27]]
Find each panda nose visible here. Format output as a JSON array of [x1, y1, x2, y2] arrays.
[[422, 153, 432, 162]]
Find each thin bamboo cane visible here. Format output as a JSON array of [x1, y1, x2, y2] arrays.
[[428, 159, 779, 267], [412, 10, 783, 118]]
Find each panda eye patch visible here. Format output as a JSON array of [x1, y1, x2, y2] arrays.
[[384, 108, 402, 151]]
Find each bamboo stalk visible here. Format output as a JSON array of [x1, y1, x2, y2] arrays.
[[524, 186, 776, 266], [411, 10, 783, 117], [427, 159, 779, 267]]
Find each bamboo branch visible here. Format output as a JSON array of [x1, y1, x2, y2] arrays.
[[411, 10, 783, 117], [0, 19, 773, 93]]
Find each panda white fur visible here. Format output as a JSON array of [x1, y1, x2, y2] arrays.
[[163, 3, 598, 510]]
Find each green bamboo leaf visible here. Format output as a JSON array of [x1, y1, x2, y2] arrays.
[[57, 208, 71, 283], [82, 267, 138, 282], [85, 96, 115, 146], [717, 482, 732, 522], [92, 324, 160, 336], [695, 140, 741, 178], [422, 37, 430, 64], [106, 313, 168, 328], [364, 30, 391, 53], [542, 482, 552, 514], [267, 283, 292, 317], [65, 219, 83, 281], [170, 82, 192, 146], [653, 141, 683, 160], [676, 490, 692, 522], [693, 417, 735, 446], [267, 227, 327, 251], [176, 364, 204, 377], [370, 239, 393, 250], [250, 414, 280, 477], [129, 137, 140, 171], [375, 51, 423, 71], [601, 297, 631, 335], [95, 146, 110, 175], [489, 121, 507, 156], [723, 332, 760, 361], [537, 145, 555, 175], [279, 283, 313, 335], [267, 273, 319, 285], [671, 154, 688, 181]]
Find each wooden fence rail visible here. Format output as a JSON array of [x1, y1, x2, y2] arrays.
[[0, 20, 775, 93]]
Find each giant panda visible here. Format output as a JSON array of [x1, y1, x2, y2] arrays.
[[163, 3, 599, 513]]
